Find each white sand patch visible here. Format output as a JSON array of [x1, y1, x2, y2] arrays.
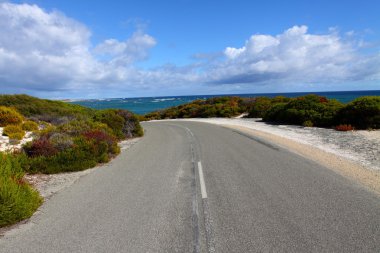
[[119, 137, 142, 151], [234, 113, 248, 118], [0, 127, 34, 152], [24, 169, 96, 199]]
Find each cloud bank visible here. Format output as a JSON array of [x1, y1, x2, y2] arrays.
[[209, 25, 379, 85], [0, 2, 379, 98]]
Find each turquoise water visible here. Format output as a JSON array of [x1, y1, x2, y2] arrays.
[[71, 90, 380, 115]]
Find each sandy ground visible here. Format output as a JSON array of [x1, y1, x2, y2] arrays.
[[169, 118, 380, 195], [0, 127, 34, 152]]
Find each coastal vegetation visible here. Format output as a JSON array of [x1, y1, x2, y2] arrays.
[[0, 106, 24, 126], [144, 96, 246, 120], [0, 94, 143, 227], [144, 95, 380, 130], [261, 94, 344, 127], [3, 124, 25, 140], [0, 153, 42, 227], [334, 96, 380, 129]]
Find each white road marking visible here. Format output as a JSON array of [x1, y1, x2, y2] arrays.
[[185, 127, 194, 137], [198, 161, 208, 199]]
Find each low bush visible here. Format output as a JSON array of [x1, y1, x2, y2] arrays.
[[23, 135, 120, 174], [0, 94, 94, 122], [247, 97, 272, 118], [0, 153, 42, 227], [145, 96, 245, 119], [24, 138, 59, 157], [263, 95, 343, 127], [83, 129, 119, 155], [0, 106, 24, 127], [94, 109, 144, 139], [49, 133, 74, 151], [116, 110, 144, 137], [22, 121, 39, 131], [247, 96, 292, 118], [94, 110, 125, 139], [3, 125, 25, 140], [262, 103, 287, 122], [57, 120, 114, 138], [21, 113, 132, 174], [335, 124, 354, 131], [334, 96, 380, 129], [303, 120, 314, 127]]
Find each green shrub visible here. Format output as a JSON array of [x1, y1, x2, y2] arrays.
[[23, 130, 121, 174], [0, 153, 42, 227], [22, 121, 39, 131], [335, 96, 380, 129], [0, 94, 94, 122], [247, 97, 272, 118], [25, 149, 97, 174], [0, 106, 24, 127], [93, 109, 144, 139], [303, 120, 314, 127], [23, 135, 120, 174], [3, 125, 25, 140], [0, 95, 143, 177], [83, 129, 119, 154], [262, 103, 287, 122], [115, 110, 144, 137], [136, 115, 148, 122], [145, 96, 244, 119], [49, 133, 74, 151], [94, 110, 125, 139], [262, 95, 343, 127], [57, 119, 112, 136]]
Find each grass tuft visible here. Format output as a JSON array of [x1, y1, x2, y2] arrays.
[[0, 153, 42, 227]]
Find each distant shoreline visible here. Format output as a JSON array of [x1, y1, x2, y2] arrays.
[[68, 90, 380, 115], [61, 89, 380, 101]]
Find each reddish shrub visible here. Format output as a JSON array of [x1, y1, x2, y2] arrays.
[[83, 130, 116, 146], [25, 138, 58, 157], [335, 124, 354, 131]]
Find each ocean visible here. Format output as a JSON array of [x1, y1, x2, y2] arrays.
[[70, 90, 380, 115]]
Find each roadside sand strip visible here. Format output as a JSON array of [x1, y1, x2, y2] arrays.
[[223, 124, 380, 195]]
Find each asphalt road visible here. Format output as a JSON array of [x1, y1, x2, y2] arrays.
[[1, 121, 380, 252]]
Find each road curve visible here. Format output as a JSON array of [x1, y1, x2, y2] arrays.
[[1, 121, 380, 252]]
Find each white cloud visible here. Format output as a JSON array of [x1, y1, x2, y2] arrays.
[[0, 2, 378, 98], [94, 31, 156, 65], [207, 25, 376, 86], [0, 2, 101, 90], [0, 2, 156, 95]]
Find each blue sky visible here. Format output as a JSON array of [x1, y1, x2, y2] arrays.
[[1, 0, 380, 98]]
